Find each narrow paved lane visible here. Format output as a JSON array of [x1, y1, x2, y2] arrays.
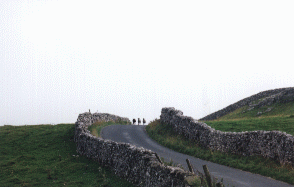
[[101, 125, 293, 187]]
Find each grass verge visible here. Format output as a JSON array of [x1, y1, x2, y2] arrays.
[[0, 124, 134, 187], [146, 119, 294, 185], [88, 120, 129, 137]]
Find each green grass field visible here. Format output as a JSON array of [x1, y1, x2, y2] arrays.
[[146, 119, 294, 185], [205, 116, 294, 135], [0, 123, 133, 187]]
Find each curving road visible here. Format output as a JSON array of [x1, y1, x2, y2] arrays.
[[101, 125, 293, 187]]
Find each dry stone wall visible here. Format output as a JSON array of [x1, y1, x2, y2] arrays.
[[74, 112, 193, 187], [91, 112, 131, 124], [161, 107, 294, 165], [200, 87, 294, 121]]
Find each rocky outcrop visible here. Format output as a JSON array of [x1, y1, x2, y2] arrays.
[[161, 107, 294, 165], [74, 112, 193, 187], [200, 87, 294, 121]]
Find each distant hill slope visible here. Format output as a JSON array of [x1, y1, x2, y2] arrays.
[[200, 87, 294, 121]]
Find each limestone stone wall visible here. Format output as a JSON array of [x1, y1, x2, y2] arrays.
[[161, 107, 294, 165], [74, 112, 192, 187], [86, 112, 131, 124], [200, 87, 294, 121]]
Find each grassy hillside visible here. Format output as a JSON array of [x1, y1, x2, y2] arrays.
[[202, 100, 294, 135], [200, 87, 294, 121], [214, 101, 294, 121], [0, 123, 133, 187]]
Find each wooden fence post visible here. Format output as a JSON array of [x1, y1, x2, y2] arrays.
[[216, 182, 224, 187], [203, 165, 213, 187], [186, 159, 195, 174]]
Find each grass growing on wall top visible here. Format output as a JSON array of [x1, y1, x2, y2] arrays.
[[88, 120, 129, 137], [0, 124, 134, 187], [146, 119, 294, 185]]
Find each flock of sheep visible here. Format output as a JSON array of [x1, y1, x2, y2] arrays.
[[132, 118, 146, 125]]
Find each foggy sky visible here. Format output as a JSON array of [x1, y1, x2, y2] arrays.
[[1, 0, 294, 125]]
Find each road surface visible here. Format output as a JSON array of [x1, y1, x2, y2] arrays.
[[101, 125, 293, 187]]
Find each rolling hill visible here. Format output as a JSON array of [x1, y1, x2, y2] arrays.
[[200, 87, 294, 121]]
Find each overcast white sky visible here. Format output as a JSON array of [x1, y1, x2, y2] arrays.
[[1, 0, 293, 125]]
